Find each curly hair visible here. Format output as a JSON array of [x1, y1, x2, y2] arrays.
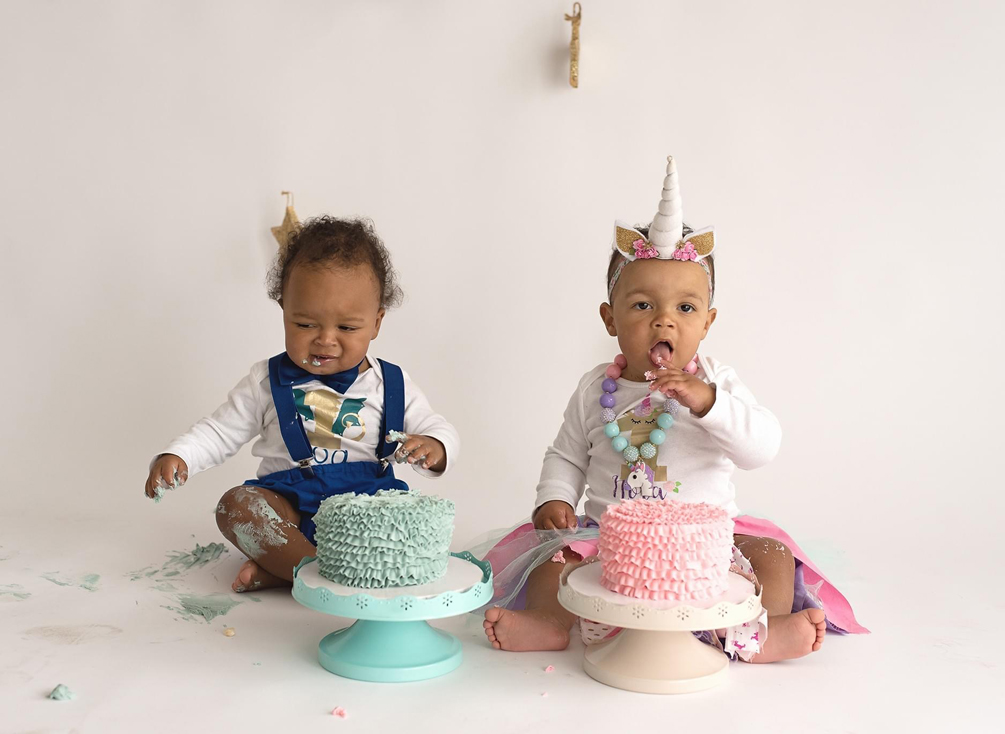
[[267, 215, 403, 308], [605, 223, 715, 305]]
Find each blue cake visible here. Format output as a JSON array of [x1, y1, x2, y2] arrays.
[[313, 489, 455, 588]]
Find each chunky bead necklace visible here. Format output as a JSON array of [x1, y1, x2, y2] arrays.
[[600, 352, 697, 463]]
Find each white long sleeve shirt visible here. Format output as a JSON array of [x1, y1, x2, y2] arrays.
[[534, 355, 780, 522], [157, 356, 459, 480]]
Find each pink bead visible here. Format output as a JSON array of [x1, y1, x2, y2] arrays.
[[614, 354, 628, 369], [605, 364, 622, 379]]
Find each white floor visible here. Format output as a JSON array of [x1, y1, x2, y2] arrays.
[[1, 513, 998, 734]]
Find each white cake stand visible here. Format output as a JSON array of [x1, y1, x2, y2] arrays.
[[558, 559, 763, 694], [292, 552, 492, 682]]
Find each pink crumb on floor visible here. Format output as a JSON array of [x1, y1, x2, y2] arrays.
[[542, 692, 549, 697], [331, 707, 347, 718], [544, 665, 554, 672]]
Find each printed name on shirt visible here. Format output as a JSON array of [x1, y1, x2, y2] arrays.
[[611, 471, 682, 501]]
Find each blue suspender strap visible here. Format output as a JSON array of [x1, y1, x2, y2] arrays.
[[375, 359, 406, 461], [267, 354, 316, 478]]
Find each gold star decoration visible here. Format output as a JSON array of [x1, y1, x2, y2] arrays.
[[565, 3, 581, 88], [271, 191, 300, 250]]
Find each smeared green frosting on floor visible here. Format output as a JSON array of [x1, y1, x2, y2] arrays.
[[0, 583, 30, 601], [164, 593, 242, 623], [48, 684, 76, 700], [129, 543, 227, 580], [41, 573, 73, 587], [41, 572, 101, 591]]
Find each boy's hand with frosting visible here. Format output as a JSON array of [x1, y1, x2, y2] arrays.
[[391, 434, 447, 472], [144, 454, 189, 501], [533, 501, 578, 530], [647, 364, 717, 418]]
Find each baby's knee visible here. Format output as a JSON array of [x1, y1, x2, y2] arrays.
[[215, 486, 258, 527], [766, 539, 795, 573], [743, 536, 794, 575]]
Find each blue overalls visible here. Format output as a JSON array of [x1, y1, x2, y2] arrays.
[[245, 353, 409, 543]]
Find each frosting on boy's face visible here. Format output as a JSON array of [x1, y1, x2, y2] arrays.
[[281, 262, 385, 376], [600, 258, 717, 382]]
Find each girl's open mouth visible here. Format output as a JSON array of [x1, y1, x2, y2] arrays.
[[649, 341, 673, 367]]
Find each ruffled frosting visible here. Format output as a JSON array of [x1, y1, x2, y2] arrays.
[[314, 489, 454, 588], [598, 499, 734, 602]]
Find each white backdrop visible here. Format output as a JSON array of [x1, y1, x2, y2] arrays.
[[2, 0, 1003, 595]]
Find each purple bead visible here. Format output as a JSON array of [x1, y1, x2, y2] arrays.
[[601, 378, 618, 393], [600, 393, 616, 409]]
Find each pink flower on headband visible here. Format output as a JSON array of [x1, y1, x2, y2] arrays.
[[633, 238, 658, 259], [673, 241, 698, 261]]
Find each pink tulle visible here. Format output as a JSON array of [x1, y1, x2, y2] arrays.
[[732, 515, 869, 634], [483, 515, 867, 635]]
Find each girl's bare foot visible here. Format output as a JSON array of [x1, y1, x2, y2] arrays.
[[482, 607, 570, 652], [232, 560, 290, 593], [751, 608, 826, 663]]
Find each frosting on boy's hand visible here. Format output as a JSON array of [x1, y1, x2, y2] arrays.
[[145, 454, 188, 503], [387, 431, 412, 464], [386, 430, 409, 444], [389, 433, 446, 472]]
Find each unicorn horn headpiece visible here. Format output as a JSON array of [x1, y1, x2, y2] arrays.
[[608, 156, 716, 303], [650, 155, 684, 248]]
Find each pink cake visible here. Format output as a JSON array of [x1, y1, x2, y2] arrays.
[[598, 499, 734, 602]]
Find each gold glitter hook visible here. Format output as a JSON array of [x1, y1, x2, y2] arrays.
[[272, 191, 300, 250], [564, 3, 582, 89]]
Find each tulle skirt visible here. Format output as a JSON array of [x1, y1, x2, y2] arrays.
[[464, 513, 867, 658]]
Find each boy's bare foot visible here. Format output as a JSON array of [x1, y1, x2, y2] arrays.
[[232, 560, 290, 593], [751, 608, 826, 663], [482, 607, 570, 652]]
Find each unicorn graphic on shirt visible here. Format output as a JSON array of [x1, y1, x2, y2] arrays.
[[623, 461, 658, 499]]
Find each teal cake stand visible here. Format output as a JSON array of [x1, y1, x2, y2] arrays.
[[292, 552, 493, 682]]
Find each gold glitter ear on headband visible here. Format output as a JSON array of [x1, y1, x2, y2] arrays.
[[615, 224, 646, 255], [684, 228, 715, 257], [271, 191, 300, 251], [565, 3, 581, 88]]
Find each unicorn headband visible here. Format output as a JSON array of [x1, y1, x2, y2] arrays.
[[607, 156, 716, 305]]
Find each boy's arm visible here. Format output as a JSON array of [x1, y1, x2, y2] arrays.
[[155, 365, 267, 478], [400, 374, 460, 477]]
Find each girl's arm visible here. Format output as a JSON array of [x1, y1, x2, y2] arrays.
[[533, 383, 590, 519], [155, 363, 268, 478], [693, 362, 782, 470]]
